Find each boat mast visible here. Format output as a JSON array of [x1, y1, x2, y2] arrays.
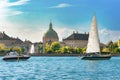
[[86, 14, 100, 53]]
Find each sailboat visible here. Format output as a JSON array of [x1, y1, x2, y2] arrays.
[[81, 14, 111, 60]]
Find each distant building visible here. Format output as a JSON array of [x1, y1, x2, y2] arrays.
[[34, 42, 43, 54], [63, 31, 89, 48], [43, 21, 59, 52], [0, 31, 23, 47], [0, 31, 32, 53]]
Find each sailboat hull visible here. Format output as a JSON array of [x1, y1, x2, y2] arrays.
[[81, 56, 111, 60], [81, 53, 111, 60]]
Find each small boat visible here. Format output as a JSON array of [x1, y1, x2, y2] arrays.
[[81, 14, 111, 60], [3, 51, 30, 61]]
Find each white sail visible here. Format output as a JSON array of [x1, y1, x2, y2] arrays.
[[86, 14, 100, 53]]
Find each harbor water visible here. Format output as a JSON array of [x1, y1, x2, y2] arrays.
[[0, 57, 120, 80]]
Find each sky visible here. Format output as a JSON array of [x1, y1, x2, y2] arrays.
[[0, 0, 120, 44]]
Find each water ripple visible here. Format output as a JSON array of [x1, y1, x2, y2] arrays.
[[0, 57, 120, 80]]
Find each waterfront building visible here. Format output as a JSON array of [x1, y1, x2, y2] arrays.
[[63, 31, 89, 48], [43, 21, 59, 52], [0, 31, 32, 53], [0, 31, 23, 47]]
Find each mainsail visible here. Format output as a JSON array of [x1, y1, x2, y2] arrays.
[[86, 14, 100, 53]]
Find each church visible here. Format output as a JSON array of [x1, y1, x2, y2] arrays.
[[43, 21, 59, 52], [42, 21, 89, 52]]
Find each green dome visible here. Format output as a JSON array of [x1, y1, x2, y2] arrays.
[[44, 22, 58, 38]]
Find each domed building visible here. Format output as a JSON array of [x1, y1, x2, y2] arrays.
[[43, 21, 59, 52]]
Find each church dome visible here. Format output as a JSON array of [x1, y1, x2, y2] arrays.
[[44, 21, 58, 38]]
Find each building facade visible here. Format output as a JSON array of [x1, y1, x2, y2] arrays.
[[0, 31, 32, 53], [43, 21, 59, 52], [0, 31, 23, 47], [63, 32, 89, 48]]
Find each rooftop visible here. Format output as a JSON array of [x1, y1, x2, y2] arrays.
[[63, 32, 89, 40]]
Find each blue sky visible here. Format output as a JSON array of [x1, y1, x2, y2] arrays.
[[0, 0, 120, 43]]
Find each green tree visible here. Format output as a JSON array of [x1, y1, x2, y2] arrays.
[[108, 42, 118, 53], [114, 48, 120, 53], [82, 47, 86, 54], [11, 47, 22, 54], [45, 43, 52, 53], [0, 43, 6, 50], [61, 46, 70, 54], [39, 44, 43, 53], [102, 47, 110, 52], [50, 42, 61, 53], [0, 43, 8, 53], [73, 47, 82, 54], [21, 47, 25, 53]]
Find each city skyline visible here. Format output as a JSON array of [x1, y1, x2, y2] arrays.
[[0, 0, 120, 43]]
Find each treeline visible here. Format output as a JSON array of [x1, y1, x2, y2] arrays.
[[0, 41, 120, 54], [45, 41, 120, 54], [102, 41, 120, 54], [0, 43, 25, 54]]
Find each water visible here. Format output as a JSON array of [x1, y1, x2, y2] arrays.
[[0, 57, 120, 80]]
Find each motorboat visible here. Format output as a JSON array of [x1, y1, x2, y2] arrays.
[[3, 51, 30, 61]]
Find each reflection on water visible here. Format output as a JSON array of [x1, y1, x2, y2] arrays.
[[86, 61, 99, 71], [0, 57, 120, 80]]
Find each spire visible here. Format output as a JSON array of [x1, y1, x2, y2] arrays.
[[49, 19, 52, 29]]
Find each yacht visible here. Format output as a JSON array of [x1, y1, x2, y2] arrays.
[[3, 51, 30, 61], [81, 14, 111, 60]]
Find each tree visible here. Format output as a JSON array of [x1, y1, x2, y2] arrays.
[[102, 48, 110, 52], [108, 42, 118, 53], [61, 46, 70, 54], [0, 43, 8, 53], [39, 44, 43, 53], [0, 43, 6, 50], [118, 39, 120, 47], [45, 43, 52, 53], [11, 47, 22, 54], [82, 47, 86, 54], [114, 48, 120, 53], [21, 47, 25, 53], [50, 42, 61, 53], [73, 47, 82, 54]]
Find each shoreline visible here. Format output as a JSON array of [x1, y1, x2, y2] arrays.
[[30, 53, 120, 57], [0, 53, 120, 57], [30, 54, 81, 57]]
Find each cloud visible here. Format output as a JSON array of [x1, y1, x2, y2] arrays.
[[0, 0, 31, 42], [55, 27, 73, 41], [0, 0, 30, 17], [49, 3, 72, 8], [1, 20, 120, 44], [99, 28, 120, 44], [0, 0, 29, 8], [8, 0, 30, 6]]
